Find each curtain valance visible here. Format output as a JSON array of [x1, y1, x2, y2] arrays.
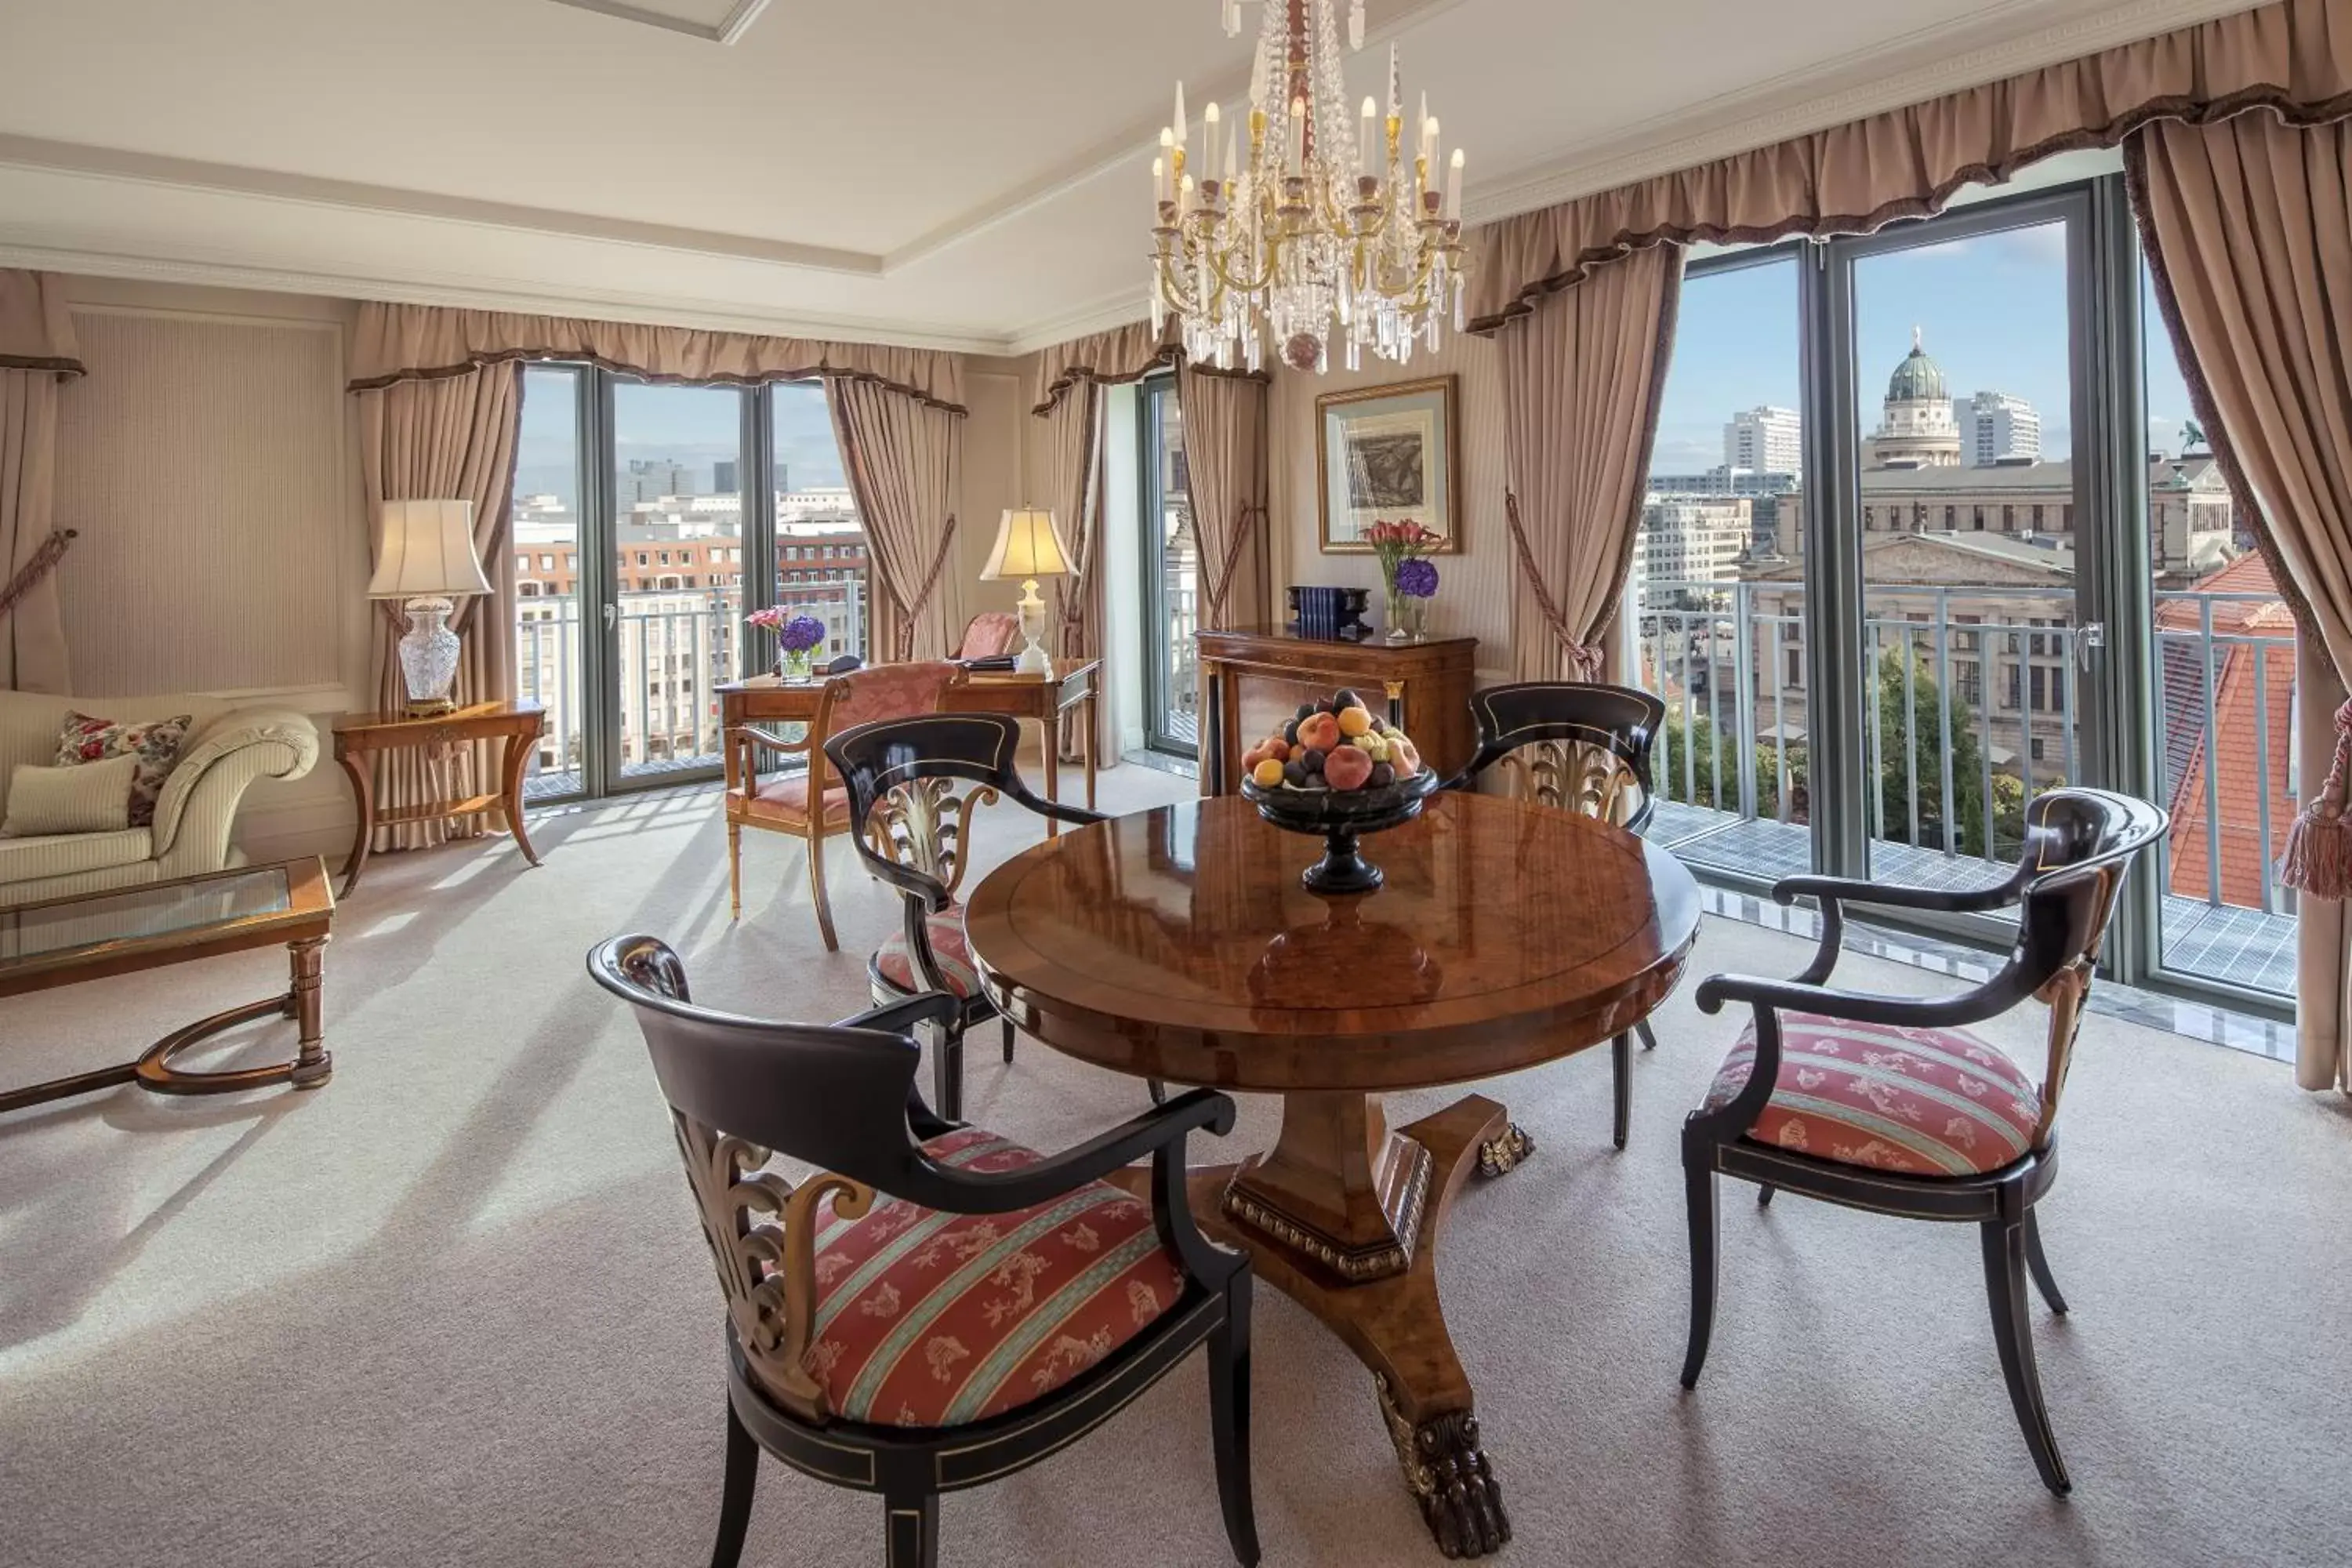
[[349, 303, 966, 414], [0, 271, 82, 379], [1032, 321, 1184, 415], [1468, 0, 2352, 331]]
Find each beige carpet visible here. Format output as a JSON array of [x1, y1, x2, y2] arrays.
[[4, 763, 2350, 1568]]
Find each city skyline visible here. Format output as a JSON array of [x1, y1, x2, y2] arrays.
[[514, 371, 848, 511], [1650, 225, 2201, 476]]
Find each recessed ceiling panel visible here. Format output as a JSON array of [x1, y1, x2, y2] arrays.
[[541, 0, 770, 45]]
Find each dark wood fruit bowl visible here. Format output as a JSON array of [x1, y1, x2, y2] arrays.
[[1239, 768, 1441, 894]]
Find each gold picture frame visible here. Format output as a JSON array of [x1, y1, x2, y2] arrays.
[[1316, 375, 1461, 554]]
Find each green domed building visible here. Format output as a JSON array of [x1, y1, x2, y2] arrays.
[[1868, 328, 1962, 469]]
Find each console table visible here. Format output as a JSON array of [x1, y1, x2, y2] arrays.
[[1195, 628, 1478, 794], [332, 702, 545, 897]]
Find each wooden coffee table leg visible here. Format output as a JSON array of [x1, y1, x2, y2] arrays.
[[285, 935, 332, 1088], [1140, 1091, 1513, 1559], [1043, 717, 1061, 839]]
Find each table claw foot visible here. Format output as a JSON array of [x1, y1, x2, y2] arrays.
[[1474, 1121, 1534, 1180], [1377, 1380, 1510, 1559]]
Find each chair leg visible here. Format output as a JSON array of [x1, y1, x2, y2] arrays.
[[1000, 1014, 1015, 1064], [2024, 1209, 2068, 1316], [1637, 1018, 1658, 1051], [881, 1490, 939, 1568], [1757, 1182, 1776, 1208], [1208, 1283, 1261, 1567], [710, 1399, 758, 1568], [726, 822, 742, 922], [807, 831, 837, 953], [1611, 1033, 1632, 1150], [1679, 1161, 1720, 1390], [1980, 1218, 2072, 1497], [1148, 1079, 1168, 1106], [934, 1020, 966, 1124]]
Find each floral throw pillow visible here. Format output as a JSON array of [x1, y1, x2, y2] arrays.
[[55, 712, 194, 829]]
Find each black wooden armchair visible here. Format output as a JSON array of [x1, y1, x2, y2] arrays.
[[1446, 681, 1671, 1149], [823, 711, 1116, 1121], [1677, 787, 2166, 1497], [588, 935, 1258, 1568]]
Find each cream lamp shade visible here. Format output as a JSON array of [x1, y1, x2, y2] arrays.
[[978, 508, 1069, 677], [979, 507, 1071, 581], [368, 499, 492, 600]]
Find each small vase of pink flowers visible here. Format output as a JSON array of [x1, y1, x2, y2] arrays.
[[749, 607, 828, 681]]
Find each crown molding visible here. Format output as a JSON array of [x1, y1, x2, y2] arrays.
[[0, 134, 878, 277], [1464, 0, 2265, 225], [0, 234, 1012, 355], [542, 0, 774, 46], [1004, 289, 1156, 358]]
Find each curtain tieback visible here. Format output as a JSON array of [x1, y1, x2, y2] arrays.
[[1200, 503, 1262, 621], [0, 528, 75, 624], [1504, 492, 1604, 679], [2282, 698, 2352, 900]]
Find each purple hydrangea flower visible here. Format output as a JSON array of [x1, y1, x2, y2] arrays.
[[776, 613, 828, 653], [1394, 557, 1439, 599]]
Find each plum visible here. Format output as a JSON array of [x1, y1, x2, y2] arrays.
[[1368, 761, 1396, 788], [1300, 747, 1325, 774]]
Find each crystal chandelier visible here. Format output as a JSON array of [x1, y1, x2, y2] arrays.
[[1149, 0, 1468, 375]]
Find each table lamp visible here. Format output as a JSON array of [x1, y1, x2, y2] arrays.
[[979, 507, 1069, 677], [368, 499, 492, 715]]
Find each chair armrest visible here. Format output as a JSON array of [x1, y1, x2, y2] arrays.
[[735, 724, 811, 754], [1773, 869, 2024, 916], [150, 709, 318, 858], [1693, 963, 2034, 1032], [840, 991, 962, 1036]]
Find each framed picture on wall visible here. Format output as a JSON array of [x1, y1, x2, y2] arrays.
[[1316, 375, 1461, 554]]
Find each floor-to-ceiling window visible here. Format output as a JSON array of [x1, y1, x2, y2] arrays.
[[508, 372, 863, 801], [1635, 171, 2288, 1011], [1137, 374, 1197, 757]]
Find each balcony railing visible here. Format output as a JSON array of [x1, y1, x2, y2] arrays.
[[514, 583, 868, 797], [1635, 576, 2296, 996], [1162, 568, 1200, 747]]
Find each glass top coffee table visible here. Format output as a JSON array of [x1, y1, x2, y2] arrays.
[[0, 858, 336, 1116]]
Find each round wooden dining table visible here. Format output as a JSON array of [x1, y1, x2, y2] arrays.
[[963, 789, 1700, 1559]]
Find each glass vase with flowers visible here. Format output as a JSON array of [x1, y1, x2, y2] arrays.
[[1364, 519, 1441, 643], [749, 608, 828, 681]]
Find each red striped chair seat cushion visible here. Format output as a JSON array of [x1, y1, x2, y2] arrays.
[[1701, 1011, 2044, 1177], [872, 902, 981, 998], [801, 1127, 1184, 1427]]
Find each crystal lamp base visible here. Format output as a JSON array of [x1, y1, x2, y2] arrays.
[[396, 597, 462, 716]]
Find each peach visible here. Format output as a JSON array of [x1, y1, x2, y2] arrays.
[[1298, 712, 1343, 753], [1388, 735, 1422, 777], [1323, 745, 1374, 791], [1251, 757, 1287, 788], [1242, 742, 1269, 772], [1337, 706, 1372, 738]]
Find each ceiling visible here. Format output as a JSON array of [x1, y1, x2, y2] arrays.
[[0, 0, 2260, 354]]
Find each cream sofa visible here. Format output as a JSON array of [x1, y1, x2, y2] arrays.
[[0, 691, 319, 908]]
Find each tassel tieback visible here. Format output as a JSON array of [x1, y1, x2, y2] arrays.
[[2281, 698, 2352, 900]]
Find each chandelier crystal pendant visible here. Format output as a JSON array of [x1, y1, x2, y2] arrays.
[[1149, 0, 1468, 375]]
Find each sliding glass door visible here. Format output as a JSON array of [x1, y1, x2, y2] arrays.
[[509, 371, 868, 801], [1639, 172, 2284, 1009], [1138, 375, 1198, 757]]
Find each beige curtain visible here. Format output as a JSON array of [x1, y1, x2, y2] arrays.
[[2130, 111, 2352, 1093], [1040, 382, 1108, 760], [1032, 319, 1183, 415], [0, 271, 82, 694], [1177, 365, 1270, 636], [1497, 247, 1682, 683], [828, 377, 962, 662], [355, 365, 523, 851], [351, 303, 964, 412], [1470, 0, 2352, 328]]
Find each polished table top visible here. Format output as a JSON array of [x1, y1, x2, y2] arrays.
[[964, 791, 1701, 1093]]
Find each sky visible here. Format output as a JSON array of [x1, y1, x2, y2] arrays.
[[511, 369, 846, 509], [1649, 220, 2200, 474]]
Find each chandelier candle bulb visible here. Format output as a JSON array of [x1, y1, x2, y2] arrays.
[[1359, 96, 1376, 176], [1174, 82, 1187, 147], [1445, 148, 1464, 220]]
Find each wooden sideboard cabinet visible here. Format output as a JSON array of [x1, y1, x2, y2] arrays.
[[1196, 627, 1479, 794]]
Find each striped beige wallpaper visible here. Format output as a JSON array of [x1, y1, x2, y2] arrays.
[[51, 305, 360, 699]]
